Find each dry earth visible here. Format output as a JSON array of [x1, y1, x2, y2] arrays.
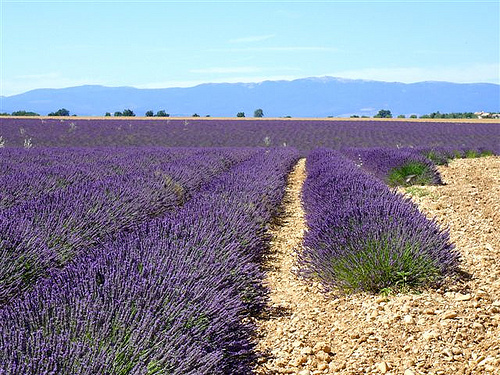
[[253, 156, 499, 375]]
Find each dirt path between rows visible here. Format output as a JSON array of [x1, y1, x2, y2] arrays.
[[254, 156, 499, 375]]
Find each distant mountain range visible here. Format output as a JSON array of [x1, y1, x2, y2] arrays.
[[1, 77, 499, 117]]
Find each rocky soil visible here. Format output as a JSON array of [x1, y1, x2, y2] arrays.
[[254, 156, 500, 375]]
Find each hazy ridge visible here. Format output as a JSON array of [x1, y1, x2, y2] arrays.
[[1, 77, 498, 117]]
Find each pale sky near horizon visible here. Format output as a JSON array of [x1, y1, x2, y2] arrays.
[[1, 0, 499, 96]]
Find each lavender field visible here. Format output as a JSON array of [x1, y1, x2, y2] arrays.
[[0, 117, 499, 374], [0, 117, 499, 153]]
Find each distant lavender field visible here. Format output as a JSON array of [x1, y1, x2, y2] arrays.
[[0, 117, 499, 153]]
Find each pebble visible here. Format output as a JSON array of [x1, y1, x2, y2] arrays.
[[403, 315, 414, 324], [455, 293, 472, 301], [290, 355, 307, 366], [452, 347, 463, 355], [376, 296, 389, 304], [317, 362, 328, 371], [292, 340, 303, 348], [441, 311, 458, 319], [422, 330, 438, 340], [376, 361, 390, 373], [472, 322, 485, 330], [301, 346, 313, 355], [404, 370, 415, 375]]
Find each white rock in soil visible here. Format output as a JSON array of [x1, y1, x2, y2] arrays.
[[455, 293, 472, 301], [442, 348, 453, 358], [317, 362, 328, 371], [300, 346, 313, 355], [441, 311, 458, 319], [422, 330, 439, 340], [403, 315, 414, 324], [292, 340, 303, 348], [376, 361, 390, 373]]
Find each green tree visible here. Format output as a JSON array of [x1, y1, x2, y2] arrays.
[[236, 112, 245, 117], [192, 113, 200, 117], [114, 111, 123, 117], [155, 110, 169, 117], [409, 114, 417, 119], [122, 109, 135, 117], [374, 109, 392, 118], [105, 112, 111, 117], [48, 108, 70, 116], [254, 108, 264, 117], [145, 110, 154, 117], [397, 114, 406, 118], [11, 110, 40, 116]]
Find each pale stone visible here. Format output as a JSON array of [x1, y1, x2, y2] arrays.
[[300, 346, 313, 355], [441, 311, 458, 319], [290, 355, 307, 366], [422, 330, 438, 340], [472, 322, 484, 330], [442, 348, 453, 358], [317, 362, 328, 371], [376, 361, 390, 373], [451, 347, 463, 355], [455, 293, 472, 301], [292, 340, 303, 348], [403, 315, 414, 324]]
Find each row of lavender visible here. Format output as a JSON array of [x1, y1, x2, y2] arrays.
[[0, 147, 197, 209], [0, 147, 260, 304], [0, 148, 299, 374], [339, 147, 444, 186], [1, 117, 499, 152], [338, 145, 495, 187], [300, 149, 460, 293]]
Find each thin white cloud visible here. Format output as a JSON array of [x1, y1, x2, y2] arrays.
[[229, 34, 276, 43], [208, 46, 338, 53], [190, 66, 264, 74]]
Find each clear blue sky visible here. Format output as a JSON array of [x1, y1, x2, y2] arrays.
[[1, 0, 499, 96]]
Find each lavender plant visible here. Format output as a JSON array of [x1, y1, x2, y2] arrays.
[[300, 149, 460, 293], [340, 147, 443, 187]]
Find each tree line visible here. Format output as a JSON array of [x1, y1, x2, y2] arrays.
[[0, 108, 496, 119]]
